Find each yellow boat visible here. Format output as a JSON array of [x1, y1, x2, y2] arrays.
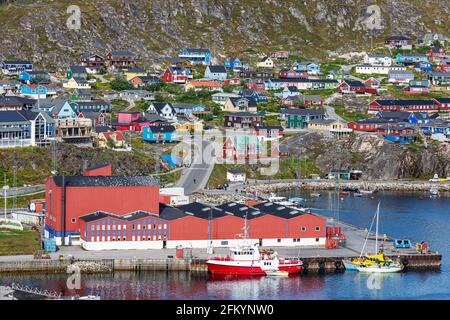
[[350, 253, 394, 267]]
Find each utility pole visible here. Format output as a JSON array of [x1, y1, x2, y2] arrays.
[[3, 174, 9, 220]]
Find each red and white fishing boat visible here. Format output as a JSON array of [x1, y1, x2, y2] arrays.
[[206, 243, 303, 275]]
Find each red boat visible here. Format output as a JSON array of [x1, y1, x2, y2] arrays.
[[339, 191, 349, 196], [206, 243, 303, 275]]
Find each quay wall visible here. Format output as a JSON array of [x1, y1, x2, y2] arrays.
[[0, 254, 441, 274]]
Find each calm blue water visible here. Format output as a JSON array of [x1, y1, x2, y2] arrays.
[[2, 191, 450, 300]]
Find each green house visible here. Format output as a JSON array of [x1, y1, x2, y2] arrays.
[[280, 108, 326, 129], [67, 66, 88, 79]]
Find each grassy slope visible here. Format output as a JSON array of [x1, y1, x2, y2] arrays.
[[0, 229, 41, 256]]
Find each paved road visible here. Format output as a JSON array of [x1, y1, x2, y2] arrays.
[[324, 105, 346, 122], [176, 139, 215, 195]]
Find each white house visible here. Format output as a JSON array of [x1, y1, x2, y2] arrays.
[[226, 170, 246, 182], [256, 56, 274, 69], [364, 54, 392, 66], [388, 70, 414, 84], [212, 92, 240, 105], [147, 102, 176, 120], [355, 64, 406, 75]]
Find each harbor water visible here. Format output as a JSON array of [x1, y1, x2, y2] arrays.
[[2, 191, 450, 300]]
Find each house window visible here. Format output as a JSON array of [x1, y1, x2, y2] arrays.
[[301, 226, 307, 232], [315, 238, 320, 242], [71, 218, 76, 223], [315, 227, 320, 231], [277, 238, 281, 243]]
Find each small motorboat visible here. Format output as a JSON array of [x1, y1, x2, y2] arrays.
[[354, 192, 363, 197], [265, 270, 289, 277], [339, 191, 349, 196], [310, 193, 321, 197]]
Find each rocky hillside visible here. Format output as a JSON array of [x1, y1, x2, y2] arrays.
[[0, 0, 449, 68], [285, 132, 450, 180]]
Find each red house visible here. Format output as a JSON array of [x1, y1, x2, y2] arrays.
[[161, 66, 189, 84], [376, 124, 415, 136], [338, 80, 377, 95], [348, 119, 395, 132], [429, 47, 446, 60], [364, 77, 380, 88], [247, 80, 266, 92], [113, 112, 162, 132], [368, 99, 441, 113], [279, 69, 306, 79]]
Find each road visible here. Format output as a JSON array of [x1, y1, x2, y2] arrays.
[[176, 138, 215, 195]]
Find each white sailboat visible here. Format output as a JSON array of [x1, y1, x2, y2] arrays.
[[343, 203, 403, 273]]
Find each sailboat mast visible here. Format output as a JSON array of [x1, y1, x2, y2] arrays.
[[375, 202, 380, 254]]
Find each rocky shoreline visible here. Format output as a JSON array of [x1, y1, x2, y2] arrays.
[[195, 180, 450, 205]]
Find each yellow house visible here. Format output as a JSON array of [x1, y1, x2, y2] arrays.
[[223, 97, 257, 113], [124, 67, 147, 81], [97, 131, 126, 148], [173, 121, 204, 134], [308, 119, 347, 131], [62, 77, 91, 89]]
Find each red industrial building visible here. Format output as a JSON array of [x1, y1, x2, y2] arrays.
[[44, 165, 328, 250], [45, 165, 160, 245]]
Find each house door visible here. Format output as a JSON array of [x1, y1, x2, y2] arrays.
[[163, 240, 167, 249], [259, 238, 263, 246]]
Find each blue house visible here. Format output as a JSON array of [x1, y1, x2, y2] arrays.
[[142, 125, 177, 143], [396, 54, 429, 65], [414, 61, 433, 72], [420, 120, 450, 135], [20, 84, 49, 99], [375, 110, 435, 125], [172, 103, 207, 116], [293, 62, 320, 74], [2, 60, 33, 75], [225, 58, 243, 72], [179, 48, 211, 65], [204, 65, 227, 80], [239, 88, 268, 103], [19, 71, 50, 84], [279, 86, 300, 99], [385, 135, 415, 144]]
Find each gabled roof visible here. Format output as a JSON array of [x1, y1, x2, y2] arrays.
[[0, 111, 29, 123], [69, 66, 87, 74], [159, 203, 189, 220], [385, 35, 412, 41], [227, 111, 261, 117], [373, 99, 438, 106], [126, 67, 145, 73], [150, 102, 175, 114], [228, 97, 257, 108], [3, 60, 32, 65], [147, 125, 175, 133], [207, 65, 227, 73], [0, 96, 35, 107], [377, 111, 411, 121]]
